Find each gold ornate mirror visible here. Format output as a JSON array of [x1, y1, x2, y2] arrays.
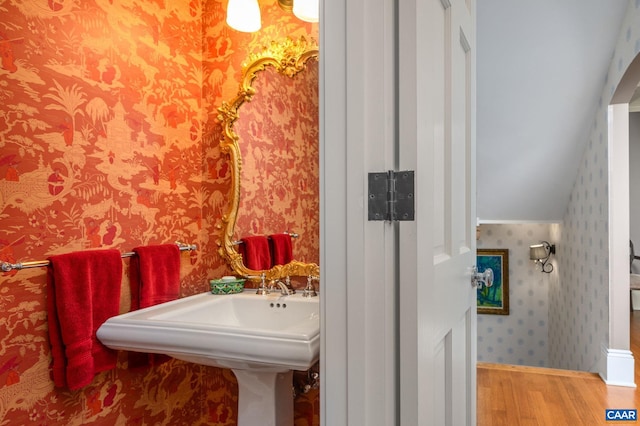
[[218, 37, 319, 280]]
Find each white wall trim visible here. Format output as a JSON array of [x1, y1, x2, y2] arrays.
[[477, 219, 562, 225], [607, 104, 631, 351], [598, 344, 636, 388]]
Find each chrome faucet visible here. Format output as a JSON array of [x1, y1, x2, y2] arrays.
[[276, 280, 292, 295], [269, 280, 296, 296]]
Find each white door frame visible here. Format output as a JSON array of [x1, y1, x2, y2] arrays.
[[601, 103, 634, 387], [320, 0, 397, 424], [601, 54, 640, 388]]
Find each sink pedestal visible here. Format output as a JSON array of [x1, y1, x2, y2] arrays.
[[233, 369, 294, 426]]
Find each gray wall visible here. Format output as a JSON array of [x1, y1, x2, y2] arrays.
[[549, 2, 640, 372], [477, 223, 553, 367], [550, 136, 609, 372]]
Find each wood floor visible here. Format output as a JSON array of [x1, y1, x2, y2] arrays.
[[477, 311, 640, 425]]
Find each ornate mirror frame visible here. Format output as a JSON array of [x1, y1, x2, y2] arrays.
[[217, 37, 320, 280]]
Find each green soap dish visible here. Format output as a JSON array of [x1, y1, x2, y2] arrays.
[[209, 278, 246, 295]]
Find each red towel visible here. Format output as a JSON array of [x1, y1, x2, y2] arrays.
[[130, 244, 180, 309], [269, 233, 293, 266], [240, 236, 271, 270], [47, 249, 122, 390], [129, 244, 180, 367]]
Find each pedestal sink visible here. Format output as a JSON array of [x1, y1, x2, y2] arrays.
[[97, 290, 319, 426]]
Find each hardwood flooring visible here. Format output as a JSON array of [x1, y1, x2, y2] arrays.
[[477, 311, 640, 425]]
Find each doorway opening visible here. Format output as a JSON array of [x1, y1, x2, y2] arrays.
[[607, 52, 640, 387]]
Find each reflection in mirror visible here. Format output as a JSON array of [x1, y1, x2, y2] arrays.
[[235, 61, 319, 266], [218, 37, 319, 281]]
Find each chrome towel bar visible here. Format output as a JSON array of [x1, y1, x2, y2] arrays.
[[232, 232, 299, 246], [0, 242, 197, 272]]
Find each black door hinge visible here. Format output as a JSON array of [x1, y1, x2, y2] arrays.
[[368, 170, 415, 221]]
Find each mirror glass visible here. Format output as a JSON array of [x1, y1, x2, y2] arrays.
[[218, 38, 319, 280]]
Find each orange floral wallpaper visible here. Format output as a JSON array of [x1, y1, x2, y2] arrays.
[[0, 0, 318, 424]]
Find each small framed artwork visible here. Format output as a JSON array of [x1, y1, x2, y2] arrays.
[[476, 248, 509, 315]]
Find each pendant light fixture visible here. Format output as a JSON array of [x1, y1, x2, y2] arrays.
[[226, 0, 261, 32], [292, 0, 319, 23]]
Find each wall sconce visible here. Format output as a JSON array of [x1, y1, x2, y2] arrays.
[[226, 0, 319, 33], [226, 0, 262, 32], [277, 0, 319, 22], [529, 241, 556, 273], [292, 0, 319, 22]]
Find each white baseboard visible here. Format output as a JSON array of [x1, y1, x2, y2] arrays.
[[598, 344, 636, 387]]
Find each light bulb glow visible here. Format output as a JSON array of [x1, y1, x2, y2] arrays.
[[226, 0, 261, 32], [293, 0, 318, 23]]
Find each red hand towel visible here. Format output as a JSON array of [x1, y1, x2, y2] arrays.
[[129, 244, 180, 367], [240, 236, 271, 270], [269, 233, 293, 266], [47, 249, 122, 390], [130, 244, 180, 309]]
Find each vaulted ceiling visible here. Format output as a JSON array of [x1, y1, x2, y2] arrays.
[[477, 0, 629, 221]]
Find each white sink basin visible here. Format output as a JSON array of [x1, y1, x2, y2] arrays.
[[97, 290, 319, 372], [98, 289, 320, 425]]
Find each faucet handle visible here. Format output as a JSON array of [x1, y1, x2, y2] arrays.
[[255, 273, 269, 295], [302, 275, 318, 298]]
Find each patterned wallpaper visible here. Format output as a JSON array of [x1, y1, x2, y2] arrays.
[[0, 0, 319, 424], [477, 223, 555, 367], [234, 61, 319, 267], [549, 0, 640, 372]]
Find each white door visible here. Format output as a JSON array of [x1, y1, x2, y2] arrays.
[[398, 0, 477, 424]]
